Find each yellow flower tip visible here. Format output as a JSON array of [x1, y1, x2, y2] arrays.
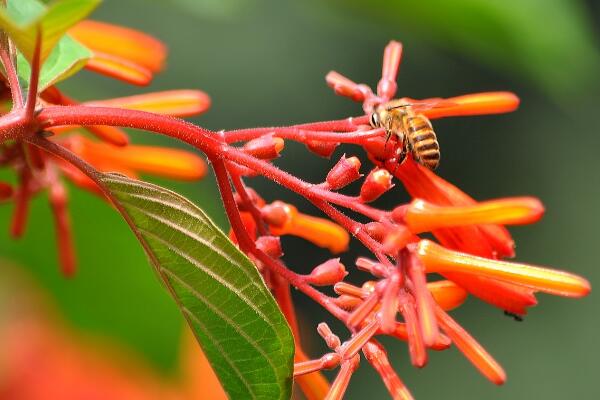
[[404, 197, 545, 233], [86, 90, 212, 117], [427, 280, 468, 311], [417, 240, 591, 298], [273, 137, 285, 154]]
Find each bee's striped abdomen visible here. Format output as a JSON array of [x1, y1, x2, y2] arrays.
[[405, 115, 440, 170]]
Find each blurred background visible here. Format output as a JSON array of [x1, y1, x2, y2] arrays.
[[1, 0, 599, 398]]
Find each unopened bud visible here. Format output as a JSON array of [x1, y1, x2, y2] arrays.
[[364, 222, 387, 242], [242, 134, 284, 159], [306, 140, 338, 158], [317, 322, 341, 350], [360, 168, 393, 202], [326, 155, 361, 190], [255, 236, 283, 258], [356, 257, 389, 278], [306, 258, 347, 286], [334, 294, 362, 310], [261, 201, 294, 228]]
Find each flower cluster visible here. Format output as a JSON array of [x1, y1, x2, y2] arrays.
[[0, 12, 591, 398], [0, 20, 209, 276], [220, 41, 590, 399]]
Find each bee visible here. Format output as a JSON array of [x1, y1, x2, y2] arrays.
[[369, 100, 441, 170]]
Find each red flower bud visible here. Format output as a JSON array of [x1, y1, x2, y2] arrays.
[[261, 201, 293, 228], [242, 134, 285, 159], [256, 236, 283, 259], [326, 155, 361, 190], [364, 222, 386, 242], [306, 140, 338, 158], [360, 168, 393, 202], [306, 258, 347, 286]]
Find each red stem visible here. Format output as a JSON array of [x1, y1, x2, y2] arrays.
[[224, 125, 382, 144], [0, 42, 23, 108], [211, 158, 348, 322]]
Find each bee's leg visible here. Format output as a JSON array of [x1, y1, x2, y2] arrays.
[[392, 144, 407, 175]]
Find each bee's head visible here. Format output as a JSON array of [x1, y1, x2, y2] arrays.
[[369, 112, 380, 128]]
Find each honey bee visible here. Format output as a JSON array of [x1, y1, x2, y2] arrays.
[[369, 100, 440, 170]]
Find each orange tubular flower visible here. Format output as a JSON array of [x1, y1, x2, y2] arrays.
[[417, 240, 591, 298], [415, 92, 520, 120], [69, 20, 167, 85], [403, 197, 545, 233], [64, 135, 207, 182], [395, 158, 515, 259], [265, 201, 350, 254], [84, 90, 211, 118]]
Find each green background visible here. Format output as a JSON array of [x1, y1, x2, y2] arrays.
[[1, 0, 599, 398]]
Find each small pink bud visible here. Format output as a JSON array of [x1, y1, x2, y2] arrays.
[[317, 322, 341, 350], [242, 134, 285, 159], [307, 258, 347, 286], [326, 155, 361, 190], [306, 140, 338, 158], [255, 236, 283, 258], [356, 257, 389, 278], [360, 168, 393, 202]]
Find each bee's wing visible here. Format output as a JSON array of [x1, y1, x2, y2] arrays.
[[396, 92, 519, 120]]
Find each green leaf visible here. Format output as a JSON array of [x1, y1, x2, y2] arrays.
[[101, 173, 294, 400], [0, 0, 100, 62], [17, 33, 90, 91]]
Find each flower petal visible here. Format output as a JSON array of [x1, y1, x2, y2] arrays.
[[269, 203, 350, 254], [85, 90, 211, 117], [396, 159, 515, 258], [405, 197, 544, 233], [69, 20, 166, 72], [427, 280, 468, 311], [85, 53, 154, 86], [436, 306, 506, 385], [67, 136, 207, 181], [418, 92, 519, 120], [418, 240, 591, 298]]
